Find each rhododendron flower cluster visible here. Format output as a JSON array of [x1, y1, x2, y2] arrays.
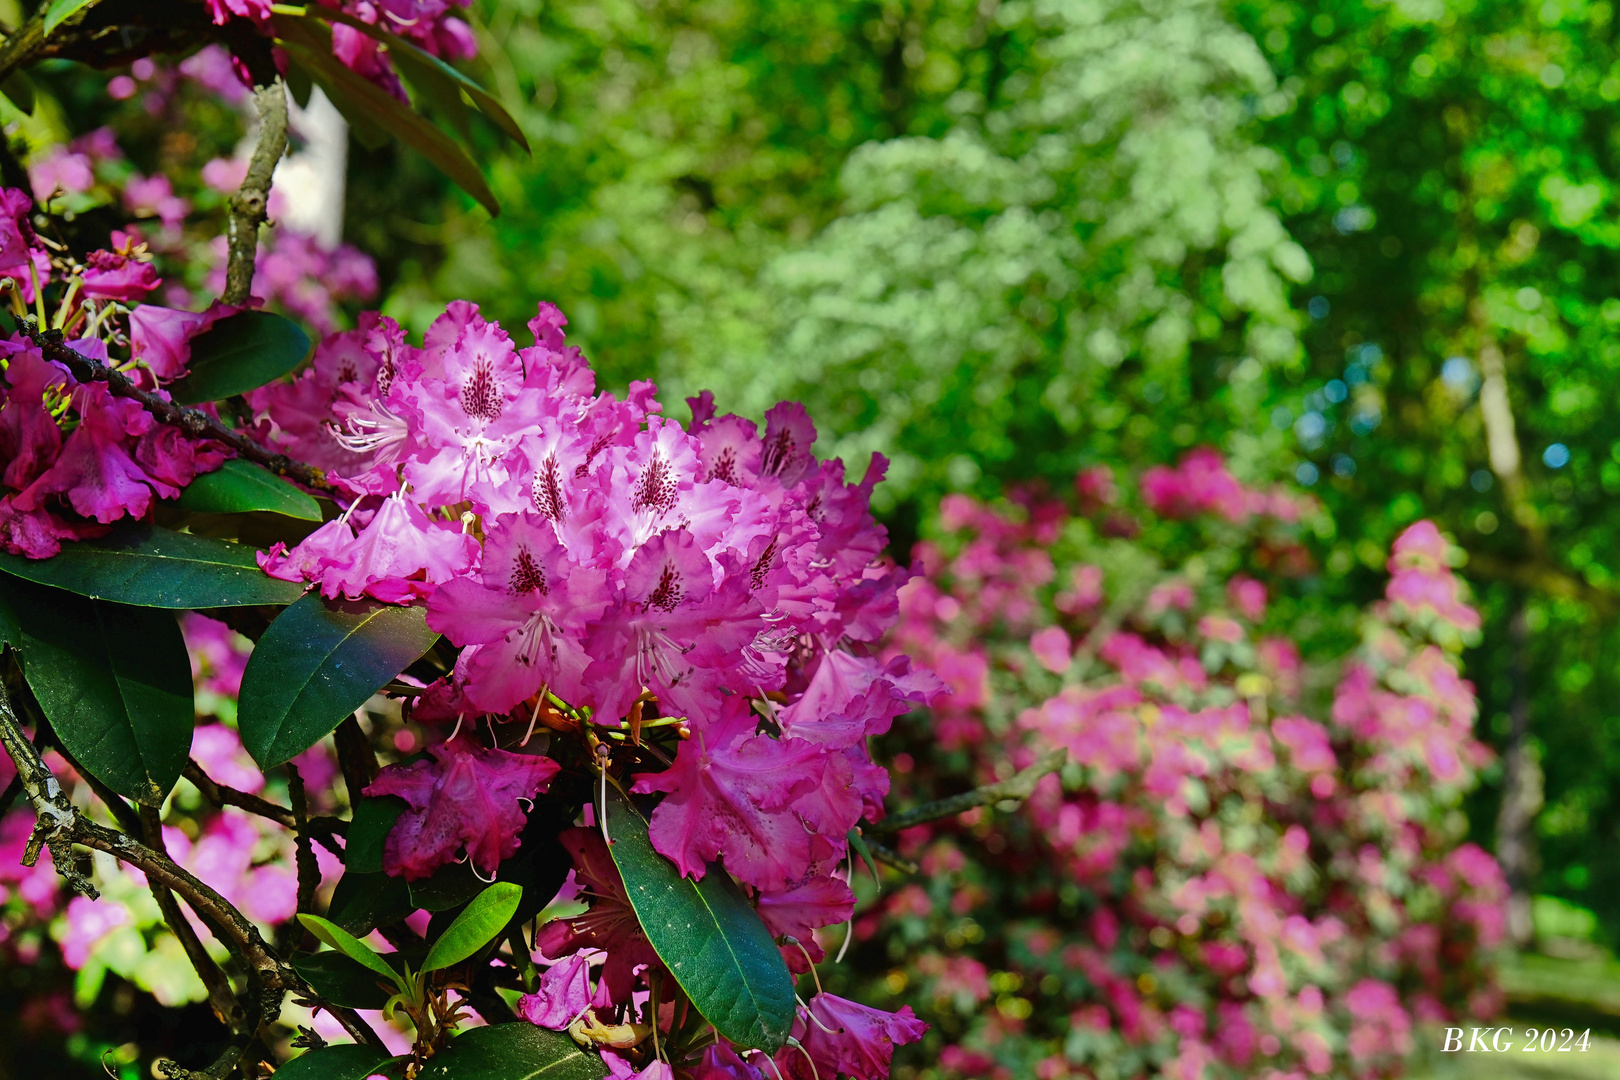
[[244, 299, 931, 1073], [871, 456, 1505, 1080], [207, 0, 476, 97], [0, 185, 245, 557]]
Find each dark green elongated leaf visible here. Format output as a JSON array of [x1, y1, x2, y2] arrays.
[[175, 459, 323, 521], [293, 950, 398, 1011], [414, 1024, 607, 1080], [43, 0, 97, 35], [285, 59, 315, 109], [297, 913, 404, 987], [273, 1043, 401, 1080], [345, 795, 407, 874], [408, 860, 485, 913], [238, 594, 440, 768], [1, 71, 35, 114], [0, 578, 19, 648], [390, 41, 473, 144], [422, 882, 522, 972], [168, 311, 313, 405], [297, 6, 529, 151], [0, 521, 303, 608], [328, 870, 413, 936], [272, 16, 498, 215], [606, 788, 796, 1052], [846, 828, 882, 888], [3, 579, 192, 805]]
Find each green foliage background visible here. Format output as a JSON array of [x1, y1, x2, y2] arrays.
[[368, 0, 1620, 944]]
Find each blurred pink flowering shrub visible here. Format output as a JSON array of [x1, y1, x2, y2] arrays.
[[869, 453, 1505, 1079]]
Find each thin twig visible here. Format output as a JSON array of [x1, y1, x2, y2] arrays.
[[867, 748, 1067, 835], [286, 762, 319, 916], [224, 79, 289, 307], [17, 321, 334, 492], [184, 760, 296, 828], [157, 980, 272, 1080], [139, 804, 245, 1029], [0, 9, 45, 89], [334, 713, 379, 802], [185, 759, 349, 839], [0, 676, 386, 1051], [861, 837, 919, 875]]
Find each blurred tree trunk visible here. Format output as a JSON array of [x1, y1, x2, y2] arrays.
[[1476, 319, 1543, 949], [1497, 600, 1542, 949]]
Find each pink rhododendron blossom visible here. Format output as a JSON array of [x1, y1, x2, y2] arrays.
[[1030, 625, 1073, 673], [693, 1043, 764, 1080], [29, 148, 95, 203], [427, 511, 611, 711], [516, 953, 592, 1029], [884, 474, 1502, 1079], [633, 698, 826, 891], [80, 231, 161, 303], [365, 739, 559, 879], [790, 994, 928, 1080], [190, 725, 263, 795], [123, 174, 189, 229], [1228, 575, 1267, 621], [533, 829, 661, 1000], [205, 0, 273, 26], [758, 876, 856, 969], [0, 187, 50, 300], [128, 302, 234, 382]]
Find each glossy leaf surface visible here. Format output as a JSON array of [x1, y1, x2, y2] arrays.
[[297, 913, 402, 986], [327, 870, 414, 936], [292, 951, 396, 1011], [413, 1024, 606, 1080], [175, 459, 323, 521], [0, 522, 303, 608], [43, 0, 96, 35], [273, 1043, 400, 1080], [3, 578, 192, 805], [421, 881, 522, 972], [168, 311, 312, 405], [238, 594, 439, 768], [295, 5, 529, 151], [606, 788, 795, 1052], [272, 16, 498, 215]]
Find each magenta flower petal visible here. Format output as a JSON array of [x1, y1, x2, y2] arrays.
[[365, 740, 559, 880]]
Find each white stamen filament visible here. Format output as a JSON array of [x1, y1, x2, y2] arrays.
[[787, 1037, 821, 1080]]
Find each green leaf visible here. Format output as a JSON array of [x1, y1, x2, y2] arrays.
[[345, 795, 407, 874], [422, 882, 523, 972], [846, 828, 882, 888], [296, 6, 529, 152], [327, 870, 413, 936], [408, 859, 486, 913], [273, 1043, 401, 1080], [297, 913, 405, 987], [414, 1024, 607, 1080], [238, 594, 440, 768], [0, 578, 19, 649], [2, 578, 192, 805], [605, 788, 796, 1052], [176, 459, 323, 521], [0, 521, 304, 608], [272, 15, 499, 215], [1, 71, 35, 114], [43, 0, 97, 35], [292, 950, 397, 1011], [168, 310, 312, 405], [285, 59, 315, 110]]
